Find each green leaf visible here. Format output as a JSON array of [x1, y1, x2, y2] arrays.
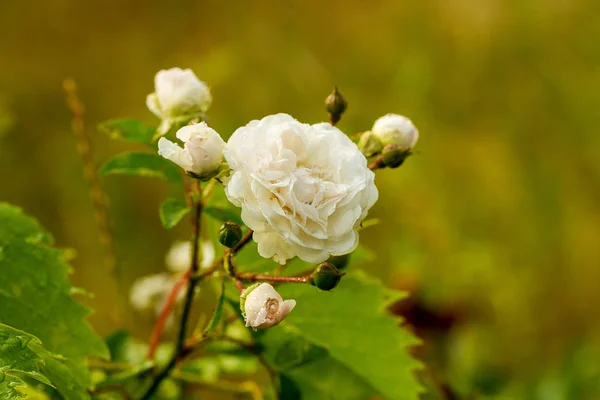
[[98, 118, 156, 146], [279, 355, 377, 400], [260, 272, 423, 400], [0, 324, 54, 399], [203, 184, 243, 225], [99, 152, 182, 182], [0, 203, 109, 400], [159, 198, 190, 229], [203, 205, 243, 226], [203, 279, 226, 335]]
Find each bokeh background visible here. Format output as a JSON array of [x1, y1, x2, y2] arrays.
[[2, 0, 600, 398]]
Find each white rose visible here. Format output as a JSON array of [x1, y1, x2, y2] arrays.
[[242, 283, 296, 329], [372, 113, 419, 149], [224, 113, 378, 264], [158, 122, 225, 178], [166, 240, 216, 273], [146, 67, 212, 135]]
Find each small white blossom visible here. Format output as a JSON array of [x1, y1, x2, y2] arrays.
[[146, 67, 212, 135], [372, 113, 419, 150], [129, 273, 176, 315], [166, 240, 216, 273], [158, 122, 226, 178], [224, 113, 378, 264], [243, 283, 296, 329]]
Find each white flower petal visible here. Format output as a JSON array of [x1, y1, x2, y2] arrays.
[[146, 93, 162, 118], [372, 113, 419, 149], [243, 283, 294, 329], [224, 113, 378, 264], [157, 137, 193, 171]]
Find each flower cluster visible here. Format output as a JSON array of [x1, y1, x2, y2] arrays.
[[142, 67, 419, 329]]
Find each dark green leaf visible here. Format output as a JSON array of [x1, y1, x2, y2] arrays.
[[99, 152, 182, 182], [159, 198, 190, 229], [0, 324, 53, 399], [279, 356, 377, 400], [0, 203, 109, 400], [98, 118, 156, 146]]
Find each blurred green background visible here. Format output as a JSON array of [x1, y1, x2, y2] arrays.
[[2, 0, 600, 398]]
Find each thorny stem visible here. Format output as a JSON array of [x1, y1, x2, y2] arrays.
[[63, 79, 123, 322]]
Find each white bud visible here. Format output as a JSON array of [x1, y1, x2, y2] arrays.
[[166, 240, 216, 273], [372, 113, 419, 150], [242, 283, 296, 329], [158, 122, 226, 178], [146, 67, 212, 135], [129, 273, 176, 314]]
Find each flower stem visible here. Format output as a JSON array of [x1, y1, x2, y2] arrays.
[[368, 155, 385, 170], [141, 210, 254, 399], [233, 229, 254, 252], [237, 273, 312, 284], [177, 200, 204, 353], [140, 189, 203, 400], [145, 271, 189, 360]]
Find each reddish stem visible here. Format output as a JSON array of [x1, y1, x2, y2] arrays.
[[146, 272, 190, 360], [234, 278, 245, 293]]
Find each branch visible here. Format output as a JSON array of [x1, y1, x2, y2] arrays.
[[237, 273, 311, 284], [145, 229, 253, 360], [141, 196, 254, 399], [145, 271, 189, 360]]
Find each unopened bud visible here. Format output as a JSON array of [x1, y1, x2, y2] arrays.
[[218, 222, 243, 248], [381, 144, 411, 169], [327, 254, 350, 270], [325, 87, 348, 125], [241, 283, 296, 329], [371, 113, 418, 150], [310, 262, 345, 291], [357, 131, 384, 158]]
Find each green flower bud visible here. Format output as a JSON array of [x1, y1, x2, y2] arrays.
[[327, 254, 350, 270], [310, 262, 345, 291], [381, 143, 411, 169], [218, 221, 243, 248], [357, 130, 384, 158], [325, 87, 348, 125]]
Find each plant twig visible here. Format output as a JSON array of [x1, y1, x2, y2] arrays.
[[140, 186, 204, 400], [233, 229, 254, 252], [145, 271, 189, 360], [237, 273, 311, 284], [368, 155, 385, 170], [63, 79, 123, 322]]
